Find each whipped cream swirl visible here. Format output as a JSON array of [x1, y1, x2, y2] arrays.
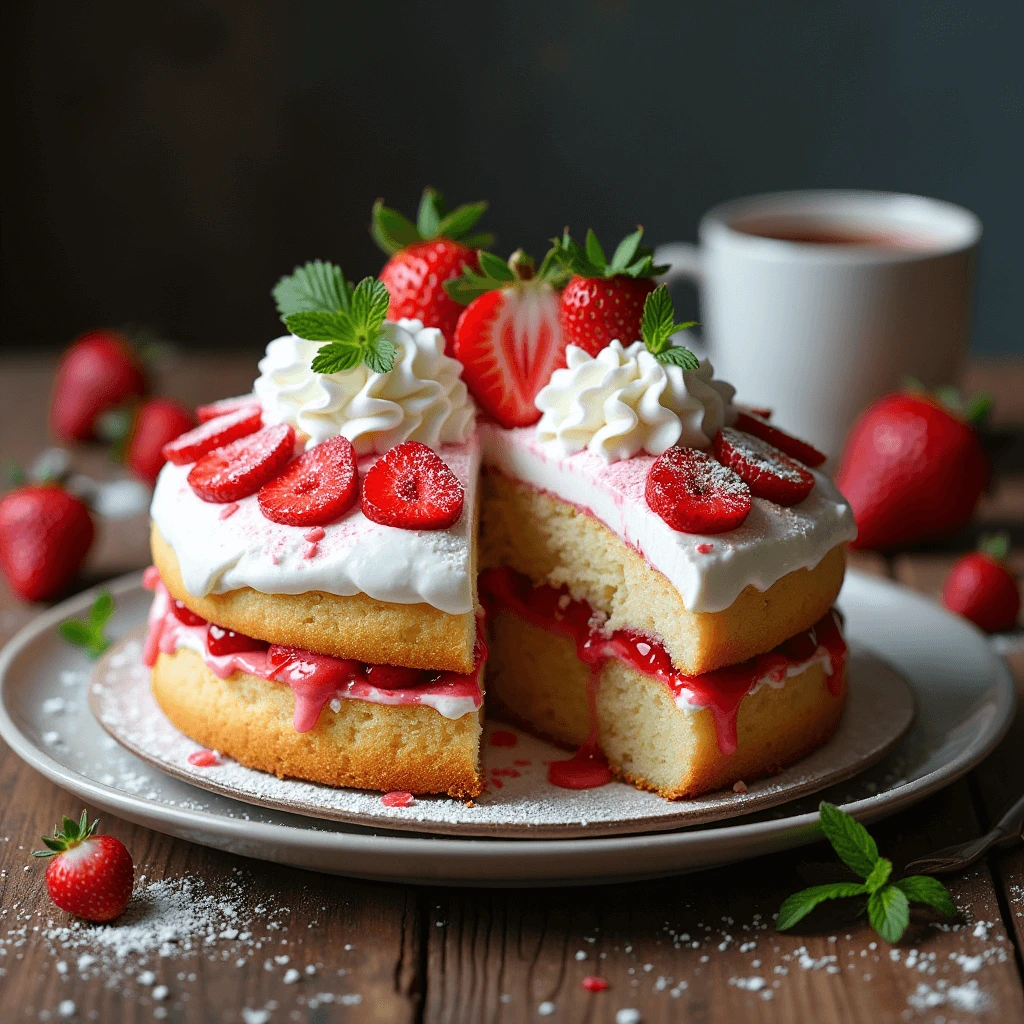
[[254, 319, 476, 455], [535, 340, 737, 463]]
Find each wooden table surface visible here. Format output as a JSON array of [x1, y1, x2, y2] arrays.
[[1, 353, 1022, 1024]]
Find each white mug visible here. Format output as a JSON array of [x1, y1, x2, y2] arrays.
[[654, 190, 982, 460]]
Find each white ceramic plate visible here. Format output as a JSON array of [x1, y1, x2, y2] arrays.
[[0, 571, 1015, 886], [87, 624, 913, 839]]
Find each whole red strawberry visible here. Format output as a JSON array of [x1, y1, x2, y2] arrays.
[[33, 810, 133, 923], [49, 329, 147, 442], [373, 188, 494, 351], [448, 249, 567, 427], [942, 534, 1020, 633], [0, 486, 94, 601], [553, 227, 669, 355], [835, 389, 990, 550], [125, 399, 196, 485]]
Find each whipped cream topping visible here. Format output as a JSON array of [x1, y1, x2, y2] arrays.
[[150, 435, 479, 614], [535, 341, 737, 463], [254, 319, 475, 455], [480, 423, 857, 614]]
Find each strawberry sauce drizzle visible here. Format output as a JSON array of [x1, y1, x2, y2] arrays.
[[479, 567, 846, 764], [144, 575, 484, 731], [187, 749, 220, 767]]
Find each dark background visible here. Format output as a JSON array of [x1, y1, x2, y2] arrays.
[[3, 1, 1021, 357]]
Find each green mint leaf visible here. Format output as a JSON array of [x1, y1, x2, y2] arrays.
[[458, 231, 497, 250], [894, 876, 956, 917], [584, 229, 608, 272], [656, 346, 701, 370], [90, 590, 114, 628], [776, 882, 869, 931], [363, 333, 397, 374], [371, 200, 422, 256], [310, 342, 363, 375], [478, 250, 516, 282], [641, 284, 676, 353], [434, 201, 488, 241], [818, 802, 879, 879], [865, 857, 893, 894], [58, 620, 92, 646], [285, 311, 356, 343], [609, 228, 644, 275], [416, 187, 446, 239], [867, 885, 910, 943], [350, 277, 391, 342], [273, 261, 352, 321]]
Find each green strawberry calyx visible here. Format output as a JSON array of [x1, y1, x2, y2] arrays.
[[904, 379, 992, 426], [445, 247, 569, 307], [32, 809, 99, 858], [372, 188, 494, 256], [978, 532, 1010, 561], [550, 226, 669, 281]]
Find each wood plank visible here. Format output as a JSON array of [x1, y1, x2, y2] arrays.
[[423, 783, 1024, 1023], [0, 739, 423, 1023]]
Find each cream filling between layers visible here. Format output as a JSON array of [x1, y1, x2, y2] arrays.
[[480, 423, 856, 614], [150, 434, 480, 614]]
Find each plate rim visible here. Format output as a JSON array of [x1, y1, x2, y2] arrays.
[[0, 570, 1016, 882]]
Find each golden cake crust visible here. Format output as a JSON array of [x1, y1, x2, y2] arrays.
[[480, 471, 846, 675], [152, 525, 477, 674], [485, 611, 846, 799], [151, 646, 484, 798]]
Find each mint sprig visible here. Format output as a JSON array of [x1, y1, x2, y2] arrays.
[[777, 801, 956, 942], [640, 285, 700, 369], [372, 187, 494, 256], [550, 226, 669, 280], [59, 591, 114, 659], [273, 260, 354, 322], [286, 278, 396, 375]]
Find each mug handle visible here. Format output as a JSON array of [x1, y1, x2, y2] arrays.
[[654, 242, 704, 285]]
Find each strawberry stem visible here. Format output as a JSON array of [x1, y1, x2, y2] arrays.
[[33, 809, 98, 857]]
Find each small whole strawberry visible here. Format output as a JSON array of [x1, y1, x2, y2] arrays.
[[125, 398, 196, 485], [836, 388, 990, 551], [49, 329, 147, 442], [33, 810, 134, 923], [942, 534, 1021, 633], [0, 486, 94, 601], [552, 227, 669, 356], [448, 248, 568, 427], [373, 188, 494, 350]]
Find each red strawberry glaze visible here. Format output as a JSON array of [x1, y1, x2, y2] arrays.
[[219, 503, 240, 520], [489, 729, 518, 747], [479, 567, 846, 760], [187, 749, 220, 767], [144, 577, 484, 731], [581, 977, 610, 993], [382, 791, 415, 808]]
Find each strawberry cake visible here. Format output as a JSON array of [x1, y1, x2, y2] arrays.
[[142, 218, 857, 803]]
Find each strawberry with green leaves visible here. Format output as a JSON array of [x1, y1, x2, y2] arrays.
[[275, 264, 397, 375], [942, 533, 1021, 633], [373, 188, 494, 350], [552, 227, 669, 355], [778, 801, 955, 942], [446, 248, 568, 428]]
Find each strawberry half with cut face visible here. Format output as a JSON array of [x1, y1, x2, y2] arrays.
[[448, 248, 568, 428], [835, 389, 990, 551], [361, 440, 465, 530], [942, 534, 1020, 633], [551, 227, 670, 356], [714, 427, 815, 507], [188, 423, 296, 503], [258, 435, 359, 526], [124, 398, 196, 485], [373, 188, 494, 350], [33, 810, 134, 923], [0, 486, 95, 602], [49, 329, 148, 442], [646, 446, 752, 534]]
